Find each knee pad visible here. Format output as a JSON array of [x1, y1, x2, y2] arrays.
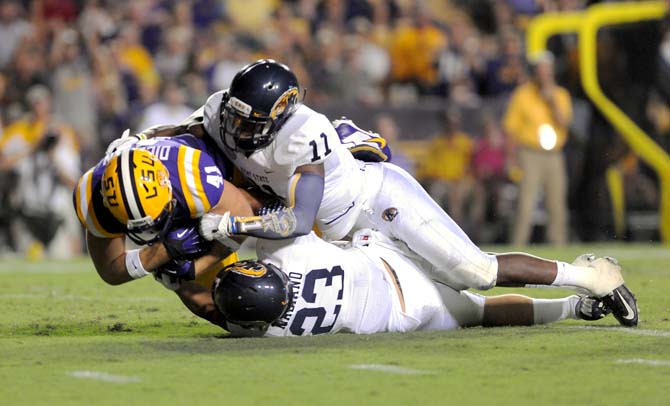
[[452, 253, 498, 291]]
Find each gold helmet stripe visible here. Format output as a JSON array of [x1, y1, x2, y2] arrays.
[[76, 168, 117, 238], [74, 169, 91, 227], [118, 149, 145, 220]]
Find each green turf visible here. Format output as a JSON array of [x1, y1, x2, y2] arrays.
[[1, 244, 669, 405]]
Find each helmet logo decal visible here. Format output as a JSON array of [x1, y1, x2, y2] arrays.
[[270, 87, 299, 120], [229, 97, 253, 118], [101, 148, 174, 244], [228, 262, 268, 278], [102, 176, 119, 208]]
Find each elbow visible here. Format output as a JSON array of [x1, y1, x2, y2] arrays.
[[100, 275, 125, 286], [290, 210, 316, 237], [293, 224, 313, 237], [96, 267, 128, 286]]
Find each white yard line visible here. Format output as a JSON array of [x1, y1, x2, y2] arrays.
[[570, 326, 670, 337], [349, 364, 433, 375], [69, 371, 141, 384], [616, 359, 670, 367]]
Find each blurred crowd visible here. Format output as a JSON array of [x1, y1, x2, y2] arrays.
[[0, 0, 668, 258]]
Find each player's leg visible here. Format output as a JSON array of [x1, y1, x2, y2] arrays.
[[481, 294, 609, 326], [429, 283, 610, 329], [362, 163, 638, 326], [360, 163, 497, 291]]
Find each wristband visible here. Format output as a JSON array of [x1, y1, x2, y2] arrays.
[[125, 249, 150, 279]]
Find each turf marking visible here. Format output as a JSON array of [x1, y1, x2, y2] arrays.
[[69, 371, 141, 383], [616, 359, 670, 367], [570, 326, 670, 337], [349, 364, 433, 375]]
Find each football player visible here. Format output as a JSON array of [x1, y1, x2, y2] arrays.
[[73, 134, 256, 327], [211, 230, 613, 337], [111, 60, 638, 327]]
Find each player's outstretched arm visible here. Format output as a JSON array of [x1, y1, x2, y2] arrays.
[[86, 232, 171, 285], [174, 281, 228, 330], [200, 164, 324, 241]]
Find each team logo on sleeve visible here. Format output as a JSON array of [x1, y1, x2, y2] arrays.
[[382, 207, 398, 222], [270, 87, 299, 119]]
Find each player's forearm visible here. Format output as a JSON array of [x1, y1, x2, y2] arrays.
[[137, 124, 188, 139], [175, 282, 228, 330], [192, 244, 233, 280], [231, 172, 323, 239], [86, 233, 171, 285]]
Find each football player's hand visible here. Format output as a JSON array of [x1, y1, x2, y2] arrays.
[[153, 269, 182, 291], [156, 259, 196, 281], [199, 212, 236, 241], [104, 129, 146, 157], [163, 225, 212, 260]]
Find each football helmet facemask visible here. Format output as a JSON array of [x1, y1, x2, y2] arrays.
[[219, 59, 300, 152], [102, 148, 175, 245], [212, 260, 293, 330]]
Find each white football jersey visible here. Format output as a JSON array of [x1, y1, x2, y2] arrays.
[[256, 233, 392, 336], [255, 232, 466, 337], [201, 91, 365, 240]]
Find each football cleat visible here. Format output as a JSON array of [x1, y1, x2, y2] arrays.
[[600, 284, 639, 327], [577, 255, 638, 327], [575, 295, 611, 321]]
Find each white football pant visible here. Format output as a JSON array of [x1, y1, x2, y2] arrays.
[[322, 162, 498, 291]]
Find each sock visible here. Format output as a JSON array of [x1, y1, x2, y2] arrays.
[[532, 296, 579, 324], [551, 261, 597, 293]]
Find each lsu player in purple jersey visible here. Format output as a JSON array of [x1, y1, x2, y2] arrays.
[[107, 60, 638, 327], [73, 135, 255, 327]]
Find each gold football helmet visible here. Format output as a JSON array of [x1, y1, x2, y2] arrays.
[[101, 149, 174, 244]]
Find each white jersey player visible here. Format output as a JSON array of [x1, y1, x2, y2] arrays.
[[212, 230, 613, 337], [117, 59, 638, 327]]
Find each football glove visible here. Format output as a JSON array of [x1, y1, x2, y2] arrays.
[[157, 258, 196, 281], [153, 269, 182, 291], [199, 212, 234, 241], [104, 129, 146, 158], [162, 225, 212, 260]]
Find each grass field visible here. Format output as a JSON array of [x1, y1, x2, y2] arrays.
[[1, 244, 669, 405]]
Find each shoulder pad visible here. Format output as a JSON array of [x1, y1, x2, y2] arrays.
[[202, 90, 227, 138], [274, 111, 336, 167]]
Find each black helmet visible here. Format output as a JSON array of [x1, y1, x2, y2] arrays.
[[219, 59, 301, 152], [212, 259, 293, 329]]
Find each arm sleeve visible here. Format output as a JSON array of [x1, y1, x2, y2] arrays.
[[231, 172, 323, 239]]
